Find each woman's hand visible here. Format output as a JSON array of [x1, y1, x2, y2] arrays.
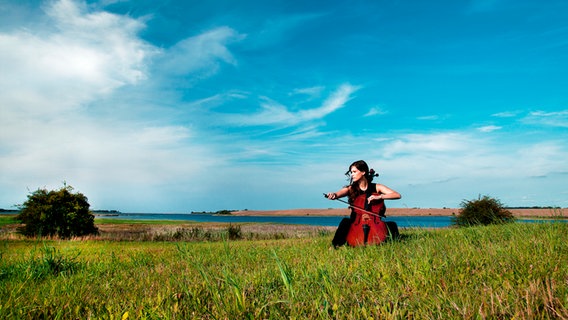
[[326, 187, 348, 200], [367, 194, 383, 203]]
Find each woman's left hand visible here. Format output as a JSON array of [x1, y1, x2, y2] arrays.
[[368, 194, 383, 203]]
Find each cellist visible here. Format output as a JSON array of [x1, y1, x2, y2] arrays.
[[326, 160, 401, 248]]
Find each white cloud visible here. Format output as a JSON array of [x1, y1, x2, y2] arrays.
[[515, 142, 568, 177], [492, 111, 519, 118], [477, 125, 502, 132], [222, 83, 359, 126], [417, 115, 440, 121], [0, 0, 153, 118], [297, 84, 359, 121], [291, 86, 324, 97], [363, 131, 568, 208], [522, 110, 568, 128], [381, 133, 472, 158], [0, 0, 238, 211], [0, 111, 221, 211], [364, 106, 387, 117], [377, 132, 518, 183], [158, 26, 245, 77]]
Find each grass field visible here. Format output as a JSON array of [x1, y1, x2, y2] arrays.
[[1, 219, 567, 319]]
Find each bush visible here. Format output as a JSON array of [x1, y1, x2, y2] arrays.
[[16, 184, 98, 238], [453, 195, 515, 227], [227, 224, 243, 240]]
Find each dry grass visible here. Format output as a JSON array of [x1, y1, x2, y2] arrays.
[[0, 219, 335, 241], [95, 222, 335, 241]]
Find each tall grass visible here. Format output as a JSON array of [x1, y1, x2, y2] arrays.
[[1, 222, 567, 319], [0, 215, 17, 227]]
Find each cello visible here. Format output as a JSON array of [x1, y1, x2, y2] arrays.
[[325, 190, 389, 246], [346, 193, 388, 246]]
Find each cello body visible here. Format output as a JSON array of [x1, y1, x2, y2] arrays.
[[345, 193, 388, 247]]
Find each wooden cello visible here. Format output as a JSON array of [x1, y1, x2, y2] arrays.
[[325, 191, 389, 247], [345, 193, 388, 246]]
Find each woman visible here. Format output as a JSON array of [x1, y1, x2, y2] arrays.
[[326, 160, 401, 247]]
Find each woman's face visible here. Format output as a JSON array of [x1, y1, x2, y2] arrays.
[[350, 166, 366, 183]]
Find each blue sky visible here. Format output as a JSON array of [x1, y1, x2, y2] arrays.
[[1, 0, 567, 213]]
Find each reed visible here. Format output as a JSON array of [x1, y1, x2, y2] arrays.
[[0, 222, 566, 319]]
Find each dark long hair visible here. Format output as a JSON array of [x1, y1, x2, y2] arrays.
[[345, 160, 378, 203]]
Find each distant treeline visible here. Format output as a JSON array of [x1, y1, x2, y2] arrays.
[[191, 209, 244, 215], [0, 209, 19, 213], [92, 210, 121, 214]]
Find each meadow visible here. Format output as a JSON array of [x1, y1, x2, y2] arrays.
[[1, 216, 567, 319]]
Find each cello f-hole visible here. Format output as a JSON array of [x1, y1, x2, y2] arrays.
[[362, 224, 370, 244]]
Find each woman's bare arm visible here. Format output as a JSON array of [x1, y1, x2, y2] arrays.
[[375, 183, 401, 200], [326, 187, 350, 200], [365, 184, 402, 204]]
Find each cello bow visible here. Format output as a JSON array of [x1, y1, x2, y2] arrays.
[[323, 193, 383, 218]]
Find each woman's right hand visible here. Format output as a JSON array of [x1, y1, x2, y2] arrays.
[[326, 192, 337, 200]]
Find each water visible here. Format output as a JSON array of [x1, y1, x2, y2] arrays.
[[96, 213, 563, 228]]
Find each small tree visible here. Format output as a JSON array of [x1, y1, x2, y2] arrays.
[[16, 184, 98, 238], [453, 195, 515, 227]]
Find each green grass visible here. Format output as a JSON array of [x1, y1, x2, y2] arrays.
[[1, 222, 567, 319], [0, 215, 17, 227]]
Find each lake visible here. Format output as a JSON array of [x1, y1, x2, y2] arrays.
[[96, 213, 563, 228]]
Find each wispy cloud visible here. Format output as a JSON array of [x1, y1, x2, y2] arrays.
[[477, 125, 502, 132], [522, 110, 568, 128], [417, 115, 441, 121], [381, 133, 473, 158], [492, 111, 520, 118], [290, 86, 325, 98], [364, 106, 387, 117], [297, 84, 359, 121], [221, 84, 359, 126], [158, 26, 245, 78]]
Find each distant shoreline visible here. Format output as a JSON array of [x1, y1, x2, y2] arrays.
[[232, 207, 566, 218], [2, 207, 565, 219]]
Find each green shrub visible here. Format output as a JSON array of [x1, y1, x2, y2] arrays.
[[16, 184, 98, 238], [227, 224, 243, 240], [453, 195, 515, 227]]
